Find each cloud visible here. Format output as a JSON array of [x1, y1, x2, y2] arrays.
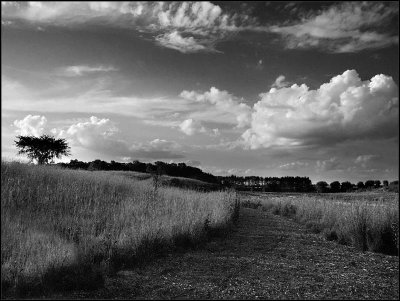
[[279, 161, 309, 170], [2, 76, 193, 119], [316, 157, 340, 172], [130, 139, 185, 159], [180, 87, 251, 128], [3, 78, 245, 135], [269, 2, 399, 53], [13, 115, 47, 136], [242, 69, 399, 149], [155, 30, 210, 53], [195, 139, 244, 151], [203, 166, 252, 176], [2, 75, 26, 95], [1, 20, 13, 25], [179, 119, 206, 136], [255, 59, 264, 70], [56, 116, 126, 155], [211, 128, 220, 137], [185, 160, 201, 167], [54, 116, 184, 159], [58, 65, 118, 77], [2, 2, 397, 54], [271, 75, 290, 88], [354, 154, 380, 168], [1, 1, 253, 53]]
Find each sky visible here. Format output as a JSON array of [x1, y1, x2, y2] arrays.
[[1, 1, 399, 184]]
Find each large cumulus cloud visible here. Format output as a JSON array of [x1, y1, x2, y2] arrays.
[[57, 116, 126, 154], [180, 87, 251, 128], [179, 118, 206, 136], [13, 114, 47, 136], [57, 116, 185, 159], [242, 70, 398, 149]]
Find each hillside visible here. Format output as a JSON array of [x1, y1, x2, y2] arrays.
[[105, 170, 221, 191], [1, 162, 237, 298]]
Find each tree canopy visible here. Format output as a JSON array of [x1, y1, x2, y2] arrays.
[[316, 181, 329, 193], [15, 135, 70, 165], [330, 181, 341, 193]]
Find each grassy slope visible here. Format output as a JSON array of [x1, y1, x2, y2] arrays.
[[106, 170, 221, 191], [1, 162, 238, 297]]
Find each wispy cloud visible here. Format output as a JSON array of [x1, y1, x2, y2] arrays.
[[130, 139, 185, 159], [269, 2, 399, 53], [354, 154, 380, 168], [316, 157, 341, 172], [155, 30, 213, 53], [2, 76, 192, 119], [3, 2, 397, 53], [1, 1, 253, 53], [279, 161, 309, 170], [203, 166, 252, 176], [58, 65, 118, 77]]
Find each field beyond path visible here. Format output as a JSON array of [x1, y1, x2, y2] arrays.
[[50, 207, 399, 300]]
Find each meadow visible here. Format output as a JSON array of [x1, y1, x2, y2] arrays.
[[241, 191, 399, 256], [1, 161, 239, 297]]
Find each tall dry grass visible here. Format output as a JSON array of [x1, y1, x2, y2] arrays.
[[248, 193, 399, 255], [1, 161, 239, 297]]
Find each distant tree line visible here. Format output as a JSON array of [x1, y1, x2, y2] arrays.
[[58, 159, 399, 193], [16, 135, 398, 193], [315, 180, 399, 193], [218, 176, 399, 193], [58, 159, 219, 184], [217, 175, 314, 192]]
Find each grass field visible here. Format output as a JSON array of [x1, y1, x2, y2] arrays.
[[1, 161, 239, 297], [241, 191, 399, 256]]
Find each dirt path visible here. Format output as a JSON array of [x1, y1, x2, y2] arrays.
[[51, 207, 399, 299]]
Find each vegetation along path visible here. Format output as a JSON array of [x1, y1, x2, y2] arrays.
[[51, 207, 399, 299]]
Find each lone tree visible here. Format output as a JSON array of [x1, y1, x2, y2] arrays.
[[14, 134, 70, 164]]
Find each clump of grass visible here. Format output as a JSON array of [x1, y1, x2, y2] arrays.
[[252, 193, 399, 256], [1, 161, 238, 297]]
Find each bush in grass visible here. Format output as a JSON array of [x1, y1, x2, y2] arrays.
[[306, 220, 323, 234], [322, 228, 339, 241], [281, 203, 297, 217]]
